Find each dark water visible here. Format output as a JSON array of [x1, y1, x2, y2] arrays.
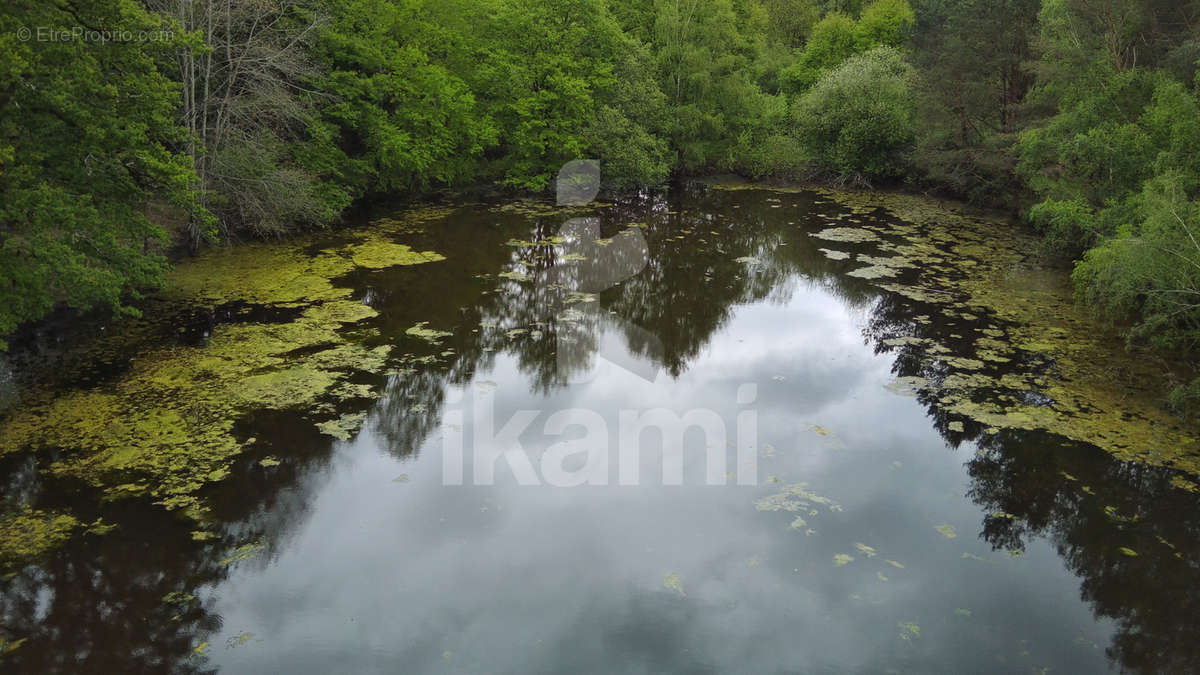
[[2, 185, 1200, 674]]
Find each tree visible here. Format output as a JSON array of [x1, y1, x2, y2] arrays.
[[855, 0, 915, 49], [779, 0, 914, 95], [650, 0, 771, 170], [760, 0, 822, 47], [1017, 70, 1200, 256], [311, 0, 498, 196], [0, 1, 194, 345], [792, 46, 918, 178], [906, 0, 1039, 204], [149, 0, 346, 244], [583, 46, 673, 187], [779, 12, 859, 93]]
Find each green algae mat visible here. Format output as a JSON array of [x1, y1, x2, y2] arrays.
[[0, 208, 449, 565]]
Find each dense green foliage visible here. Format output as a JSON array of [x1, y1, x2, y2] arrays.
[[0, 2, 192, 347], [1011, 1, 1200, 408], [793, 46, 916, 178], [3, 0, 1200, 403]]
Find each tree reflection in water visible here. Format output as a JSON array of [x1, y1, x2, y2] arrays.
[[1, 185, 1197, 673]]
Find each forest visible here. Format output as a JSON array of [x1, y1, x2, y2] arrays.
[[2, 0, 1200, 407]]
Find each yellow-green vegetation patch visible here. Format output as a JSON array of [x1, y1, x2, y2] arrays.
[[819, 248, 852, 261], [351, 241, 445, 269], [565, 291, 598, 305], [161, 591, 196, 605], [0, 312, 390, 516], [803, 423, 833, 436], [1171, 476, 1199, 493], [834, 553, 855, 566], [316, 412, 368, 441], [369, 205, 459, 233], [805, 186, 1200, 477], [885, 376, 927, 397], [847, 265, 898, 280], [756, 482, 842, 514], [0, 508, 80, 571], [406, 322, 454, 343], [492, 200, 594, 218], [663, 571, 686, 596], [304, 301, 380, 325], [0, 636, 28, 654], [166, 210, 447, 306], [219, 540, 266, 566], [226, 632, 255, 649], [810, 227, 880, 243], [165, 241, 355, 306], [854, 543, 878, 557], [935, 524, 958, 539], [0, 210, 445, 542]]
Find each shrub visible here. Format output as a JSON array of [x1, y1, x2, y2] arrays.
[[1073, 172, 1200, 352], [791, 46, 917, 178]]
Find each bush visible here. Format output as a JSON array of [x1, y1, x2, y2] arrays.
[[727, 130, 808, 179], [1072, 172, 1200, 352], [1027, 198, 1102, 258], [791, 46, 917, 178]]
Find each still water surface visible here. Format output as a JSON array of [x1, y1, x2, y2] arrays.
[[2, 185, 1199, 674]]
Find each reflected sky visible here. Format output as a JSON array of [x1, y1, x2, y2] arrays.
[[6, 185, 1200, 673], [204, 247, 1111, 673]]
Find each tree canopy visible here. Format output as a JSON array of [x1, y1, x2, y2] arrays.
[[4, 0, 1200, 404]]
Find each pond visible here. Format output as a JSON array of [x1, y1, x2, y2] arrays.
[[1, 182, 1198, 673]]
